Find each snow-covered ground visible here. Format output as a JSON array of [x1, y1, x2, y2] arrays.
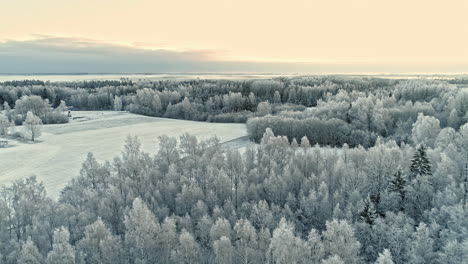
[[0, 111, 248, 198]]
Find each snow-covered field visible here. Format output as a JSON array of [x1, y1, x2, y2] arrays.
[[0, 111, 248, 198]]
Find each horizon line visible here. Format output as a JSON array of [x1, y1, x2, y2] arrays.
[[1, 72, 468, 76]]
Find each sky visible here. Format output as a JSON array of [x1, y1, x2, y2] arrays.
[[1, 0, 468, 74]]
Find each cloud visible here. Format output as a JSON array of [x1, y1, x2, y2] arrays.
[[0, 36, 467, 74], [0, 36, 221, 73]]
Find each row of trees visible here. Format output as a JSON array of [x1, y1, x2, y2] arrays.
[[0, 110, 43, 141], [0, 95, 66, 141], [5, 77, 464, 126], [1, 95, 68, 125], [247, 80, 468, 147], [3, 77, 466, 145], [1, 121, 467, 263]]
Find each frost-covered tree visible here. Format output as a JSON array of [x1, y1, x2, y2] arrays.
[[407, 223, 435, 264], [172, 229, 201, 264], [3, 101, 11, 116], [233, 219, 259, 264], [76, 218, 122, 264], [18, 237, 44, 264], [273, 91, 281, 104], [447, 109, 460, 128], [439, 239, 468, 264], [300, 136, 310, 149], [323, 219, 361, 264], [410, 145, 432, 178], [412, 113, 440, 148], [388, 170, 407, 211], [257, 101, 272, 117], [434, 127, 456, 149], [406, 175, 434, 221], [214, 236, 234, 264], [113, 96, 123, 111], [23, 111, 42, 141], [124, 198, 160, 263], [267, 218, 309, 264], [210, 218, 232, 245], [0, 113, 9, 136], [306, 229, 325, 263], [375, 249, 394, 264], [9, 120, 16, 134], [157, 135, 179, 173], [14, 95, 51, 120], [321, 255, 344, 264], [455, 124, 468, 206], [406, 147, 434, 220], [55, 100, 68, 113], [159, 217, 178, 263], [359, 195, 378, 225], [129, 88, 163, 116], [290, 138, 299, 147], [46, 227, 75, 264]]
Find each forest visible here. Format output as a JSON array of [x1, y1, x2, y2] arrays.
[[0, 77, 467, 263], [1, 77, 467, 146]]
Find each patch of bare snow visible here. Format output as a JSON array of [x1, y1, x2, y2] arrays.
[[0, 111, 247, 198]]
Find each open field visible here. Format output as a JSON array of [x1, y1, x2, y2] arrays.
[[0, 111, 248, 198]]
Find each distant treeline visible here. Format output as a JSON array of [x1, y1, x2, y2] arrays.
[[1, 77, 467, 147], [247, 79, 468, 147]]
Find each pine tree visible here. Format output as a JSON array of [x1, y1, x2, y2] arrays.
[[359, 195, 378, 225], [388, 170, 407, 211], [410, 145, 432, 178]]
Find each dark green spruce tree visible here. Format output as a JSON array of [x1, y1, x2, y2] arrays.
[[389, 170, 407, 211], [410, 145, 432, 178], [359, 195, 379, 225], [407, 145, 434, 221]]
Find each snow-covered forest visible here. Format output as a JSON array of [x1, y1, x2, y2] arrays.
[[0, 77, 467, 263]]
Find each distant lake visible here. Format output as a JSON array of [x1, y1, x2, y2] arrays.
[[0, 73, 464, 82]]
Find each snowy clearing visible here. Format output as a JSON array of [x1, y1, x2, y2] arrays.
[[0, 111, 248, 198]]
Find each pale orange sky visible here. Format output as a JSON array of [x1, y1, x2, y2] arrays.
[[1, 0, 468, 70]]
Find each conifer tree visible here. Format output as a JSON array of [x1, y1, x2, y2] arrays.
[[410, 145, 432, 178], [388, 170, 407, 211], [359, 195, 378, 225]]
